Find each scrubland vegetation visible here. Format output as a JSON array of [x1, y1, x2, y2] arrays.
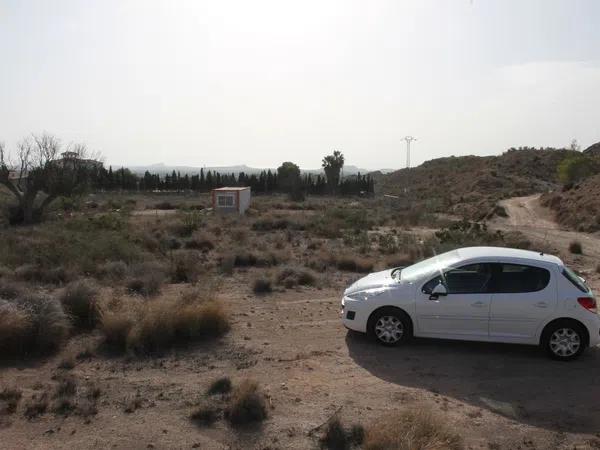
[[2, 146, 595, 448]]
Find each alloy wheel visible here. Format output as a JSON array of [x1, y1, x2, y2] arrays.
[[374, 315, 404, 344]]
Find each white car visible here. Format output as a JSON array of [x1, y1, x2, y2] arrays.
[[341, 246, 600, 360]]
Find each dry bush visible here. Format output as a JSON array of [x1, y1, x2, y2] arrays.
[[170, 250, 204, 283], [207, 377, 232, 395], [126, 261, 166, 297], [14, 264, 72, 285], [569, 240, 583, 254], [253, 276, 273, 294], [100, 296, 229, 354], [276, 266, 318, 288], [226, 379, 267, 426], [96, 260, 129, 281], [185, 232, 215, 252], [219, 254, 235, 275], [99, 302, 137, 352], [0, 280, 24, 300], [60, 280, 100, 329], [24, 392, 49, 419], [0, 265, 11, 279], [0, 387, 22, 415], [190, 403, 220, 426], [0, 293, 69, 358], [363, 409, 462, 450], [336, 256, 374, 273], [319, 418, 365, 450]]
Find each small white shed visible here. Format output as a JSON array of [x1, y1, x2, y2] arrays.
[[211, 187, 251, 215]]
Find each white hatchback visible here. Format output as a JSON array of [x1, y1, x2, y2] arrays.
[[341, 246, 600, 360]]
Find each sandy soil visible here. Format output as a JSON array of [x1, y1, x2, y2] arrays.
[[2, 198, 600, 450]]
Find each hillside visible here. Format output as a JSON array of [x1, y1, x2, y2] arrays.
[[540, 174, 600, 232], [378, 148, 578, 220]]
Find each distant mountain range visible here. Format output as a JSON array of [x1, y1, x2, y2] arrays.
[[125, 163, 395, 177]]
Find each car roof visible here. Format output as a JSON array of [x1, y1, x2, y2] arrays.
[[456, 246, 563, 266]]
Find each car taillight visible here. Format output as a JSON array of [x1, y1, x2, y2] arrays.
[[577, 297, 597, 313]]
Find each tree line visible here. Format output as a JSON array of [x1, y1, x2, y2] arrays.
[[1, 133, 374, 224], [90, 165, 374, 197]]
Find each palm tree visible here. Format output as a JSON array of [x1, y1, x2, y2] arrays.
[[321, 150, 345, 195]]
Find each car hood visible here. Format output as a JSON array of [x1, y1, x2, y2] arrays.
[[344, 269, 402, 295]]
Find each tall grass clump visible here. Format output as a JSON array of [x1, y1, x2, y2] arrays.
[[363, 409, 462, 450], [99, 295, 229, 354], [226, 379, 267, 426], [59, 280, 100, 329]]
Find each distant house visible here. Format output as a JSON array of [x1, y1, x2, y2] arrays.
[[211, 187, 251, 215], [56, 151, 102, 170]]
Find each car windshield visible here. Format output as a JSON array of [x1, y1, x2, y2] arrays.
[[562, 266, 590, 293], [398, 250, 461, 282]]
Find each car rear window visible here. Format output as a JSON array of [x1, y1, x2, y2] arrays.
[[562, 266, 590, 293]]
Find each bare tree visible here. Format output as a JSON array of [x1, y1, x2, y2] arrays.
[[0, 133, 101, 224]]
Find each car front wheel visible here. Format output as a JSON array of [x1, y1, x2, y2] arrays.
[[368, 307, 411, 346], [542, 320, 587, 361]]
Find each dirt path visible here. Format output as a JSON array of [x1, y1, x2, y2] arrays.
[[493, 194, 600, 264]]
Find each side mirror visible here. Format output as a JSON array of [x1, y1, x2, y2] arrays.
[[429, 283, 448, 300]]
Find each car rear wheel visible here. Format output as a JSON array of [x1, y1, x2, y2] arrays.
[[368, 307, 411, 346], [542, 320, 586, 361]]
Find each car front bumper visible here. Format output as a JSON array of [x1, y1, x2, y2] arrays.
[[341, 296, 370, 333]]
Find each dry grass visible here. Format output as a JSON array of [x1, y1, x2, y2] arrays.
[[99, 296, 230, 354], [59, 280, 100, 328], [226, 379, 267, 426], [190, 403, 221, 426], [24, 392, 49, 419], [276, 266, 318, 288], [363, 409, 462, 450]]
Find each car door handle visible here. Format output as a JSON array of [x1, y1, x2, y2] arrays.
[[534, 302, 548, 308], [471, 301, 485, 307]]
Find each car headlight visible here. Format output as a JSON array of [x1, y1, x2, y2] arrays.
[[346, 287, 388, 301]]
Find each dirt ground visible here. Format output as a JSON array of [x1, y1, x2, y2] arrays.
[[2, 196, 600, 450]]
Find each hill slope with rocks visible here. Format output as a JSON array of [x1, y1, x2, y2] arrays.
[[377, 148, 579, 220]]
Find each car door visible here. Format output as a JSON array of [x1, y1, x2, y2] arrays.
[[488, 262, 556, 342], [416, 263, 492, 339]]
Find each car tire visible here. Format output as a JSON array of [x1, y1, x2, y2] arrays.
[[368, 307, 411, 346], [541, 320, 587, 361]]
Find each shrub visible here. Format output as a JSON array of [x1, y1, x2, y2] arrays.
[[253, 277, 273, 294], [24, 393, 49, 419], [226, 380, 267, 426], [252, 218, 291, 231], [100, 297, 230, 354], [207, 377, 232, 395], [15, 264, 72, 285], [336, 256, 374, 273], [170, 250, 204, 284], [569, 240, 583, 254], [320, 418, 349, 450], [99, 305, 136, 352], [185, 233, 215, 252], [60, 280, 100, 329], [190, 403, 220, 426], [0, 293, 69, 357], [0, 387, 22, 414], [276, 267, 318, 288], [0, 280, 25, 300], [154, 201, 176, 210], [97, 260, 128, 281], [363, 409, 462, 450], [319, 418, 364, 450]]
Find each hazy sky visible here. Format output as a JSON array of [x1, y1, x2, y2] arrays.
[[1, 0, 599, 170]]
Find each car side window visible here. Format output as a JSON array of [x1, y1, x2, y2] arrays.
[[422, 264, 492, 295], [488, 263, 550, 293]]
